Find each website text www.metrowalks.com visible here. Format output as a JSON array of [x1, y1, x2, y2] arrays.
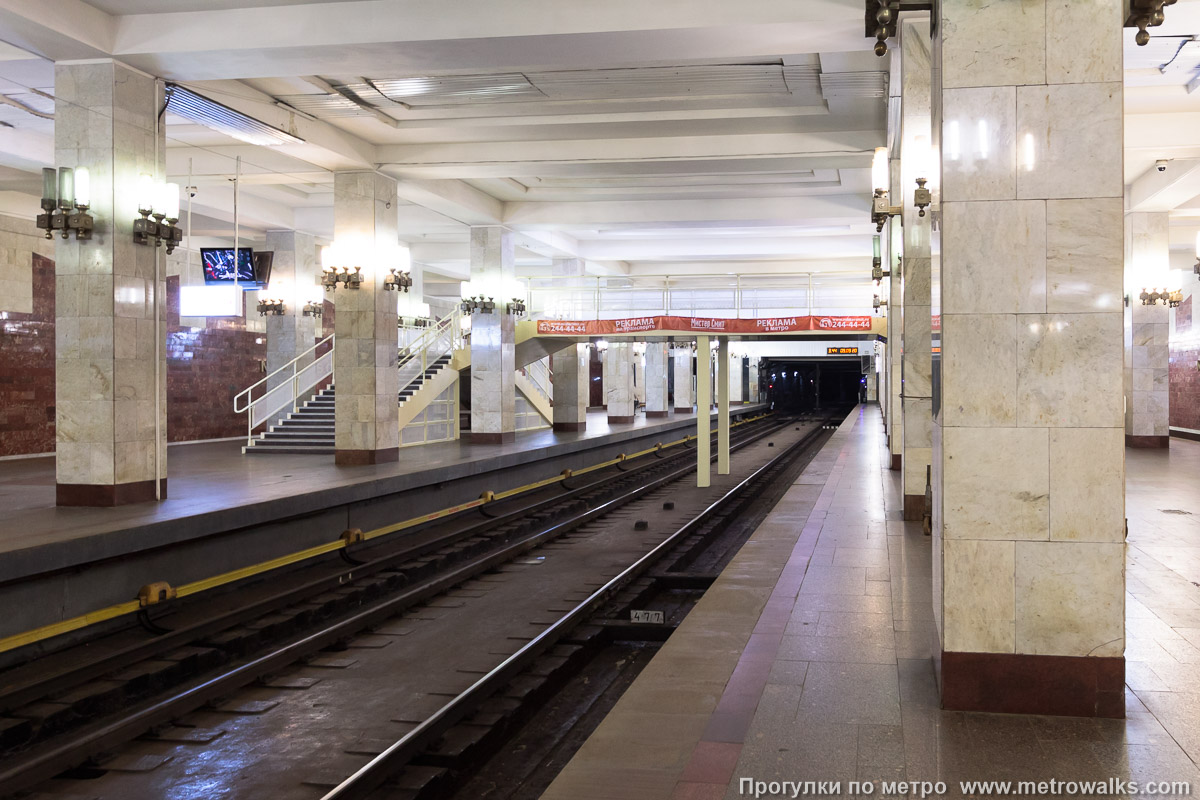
[[738, 778, 1192, 798]]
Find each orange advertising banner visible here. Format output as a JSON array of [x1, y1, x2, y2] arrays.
[[535, 315, 874, 335]]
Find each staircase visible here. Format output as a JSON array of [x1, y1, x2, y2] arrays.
[[245, 354, 455, 454], [245, 386, 336, 454]]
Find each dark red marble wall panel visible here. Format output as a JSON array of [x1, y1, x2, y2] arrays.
[[0, 253, 55, 456], [1169, 338, 1200, 431], [165, 276, 266, 442]]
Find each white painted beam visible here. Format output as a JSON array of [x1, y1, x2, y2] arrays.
[[1129, 158, 1200, 212], [0, 0, 114, 61], [504, 193, 867, 228]]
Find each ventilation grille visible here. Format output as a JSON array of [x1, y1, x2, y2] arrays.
[[819, 71, 887, 99], [166, 85, 303, 146], [367, 65, 828, 107]]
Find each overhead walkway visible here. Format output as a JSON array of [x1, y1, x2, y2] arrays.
[[540, 406, 1200, 800]]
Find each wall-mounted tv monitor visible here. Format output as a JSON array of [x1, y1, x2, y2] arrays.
[[201, 247, 255, 285], [253, 251, 274, 288]]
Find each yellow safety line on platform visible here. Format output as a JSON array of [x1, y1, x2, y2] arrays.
[[0, 412, 770, 655]]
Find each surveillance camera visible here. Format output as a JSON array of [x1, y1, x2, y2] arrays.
[[1157, 159, 1168, 172]]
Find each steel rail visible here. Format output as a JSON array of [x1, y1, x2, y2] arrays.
[[319, 415, 839, 800], [0, 415, 801, 797]]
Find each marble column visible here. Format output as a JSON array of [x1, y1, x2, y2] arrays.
[[717, 339, 730, 475], [748, 358, 760, 403], [932, 0, 1126, 717], [888, 218, 904, 470], [333, 171, 400, 465], [1125, 213, 1171, 448], [551, 344, 588, 431], [551, 257, 588, 431], [54, 60, 167, 506], [645, 342, 670, 417], [468, 226, 516, 442], [900, 16, 934, 521], [866, 354, 878, 402], [696, 336, 712, 488], [673, 345, 694, 412], [729, 356, 745, 404], [604, 342, 635, 424], [264, 230, 318, 394]]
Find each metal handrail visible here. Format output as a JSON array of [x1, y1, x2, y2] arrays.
[[524, 357, 552, 401], [398, 307, 462, 394], [234, 333, 336, 444]]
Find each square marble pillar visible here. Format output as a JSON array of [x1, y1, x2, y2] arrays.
[[604, 342, 634, 423], [717, 340, 730, 474], [748, 358, 760, 403], [645, 342, 670, 417], [932, 0, 1126, 718], [1124, 213, 1170, 447], [696, 336, 711, 488], [887, 219, 904, 470], [468, 226, 516, 442], [264, 230, 319, 395], [900, 16, 934, 520], [332, 171, 400, 465], [551, 344, 588, 431], [673, 346, 694, 412], [54, 61, 167, 506]]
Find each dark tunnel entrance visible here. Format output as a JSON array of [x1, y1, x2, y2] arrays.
[[763, 358, 865, 414]]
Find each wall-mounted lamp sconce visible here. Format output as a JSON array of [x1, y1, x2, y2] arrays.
[[132, 176, 183, 254], [871, 234, 889, 284], [914, 177, 932, 217], [594, 339, 609, 352], [871, 147, 901, 232], [320, 245, 363, 291], [873, 294, 888, 312], [1126, 0, 1178, 46], [508, 297, 527, 316], [460, 295, 496, 315], [383, 268, 413, 292], [302, 300, 323, 317], [37, 167, 94, 241], [1194, 232, 1200, 278], [1139, 288, 1178, 306], [256, 298, 286, 316]]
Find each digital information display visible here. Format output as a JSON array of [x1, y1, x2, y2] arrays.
[[827, 347, 859, 355]]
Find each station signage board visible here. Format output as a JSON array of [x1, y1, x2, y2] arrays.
[[536, 315, 874, 335]]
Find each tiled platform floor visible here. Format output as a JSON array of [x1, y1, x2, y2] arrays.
[[0, 406, 757, 559], [540, 406, 1200, 800]]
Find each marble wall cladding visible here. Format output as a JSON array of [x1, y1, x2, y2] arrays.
[[0, 214, 47, 314], [468, 226, 516, 437], [672, 347, 693, 409], [941, 313, 1017, 427], [934, 0, 1126, 660], [645, 343, 669, 412], [943, 538, 1016, 653], [941, 201, 1046, 314], [333, 172, 400, 455], [55, 60, 166, 490], [1125, 214, 1172, 438], [165, 278, 265, 442], [551, 344, 588, 426], [941, 86, 1016, 202], [941, 0, 1045, 89], [264, 230, 319, 389], [604, 343, 634, 419], [1014, 541, 1125, 657], [1047, 199, 1125, 314], [0, 252, 55, 456], [1016, 82, 1123, 201]]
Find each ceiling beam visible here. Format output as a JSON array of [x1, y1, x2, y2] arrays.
[[1129, 158, 1200, 212], [504, 193, 867, 228], [0, 0, 114, 61]]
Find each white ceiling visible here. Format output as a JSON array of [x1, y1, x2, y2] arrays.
[[1, 0, 1200, 288]]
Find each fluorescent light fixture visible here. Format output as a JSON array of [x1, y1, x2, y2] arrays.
[[165, 84, 304, 146], [871, 146, 889, 194], [180, 285, 242, 317]]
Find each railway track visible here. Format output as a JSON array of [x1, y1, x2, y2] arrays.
[[0, 411, 825, 798]]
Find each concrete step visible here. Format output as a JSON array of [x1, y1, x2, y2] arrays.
[[244, 444, 333, 455], [275, 419, 333, 428], [262, 431, 334, 441]]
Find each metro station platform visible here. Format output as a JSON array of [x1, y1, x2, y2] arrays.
[[0, 404, 765, 645], [540, 406, 1200, 800]]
